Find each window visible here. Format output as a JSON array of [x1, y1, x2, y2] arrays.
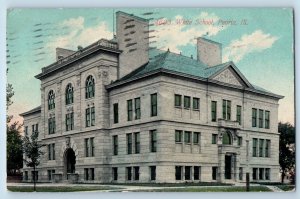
[[113, 103, 119, 124], [236, 105, 242, 125], [184, 96, 191, 109], [265, 111, 270, 129], [175, 94, 182, 107], [193, 132, 200, 144], [212, 134, 218, 144], [91, 107, 95, 126], [222, 100, 231, 120], [24, 126, 28, 136], [259, 139, 264, 157], [150, 130, 157, 152], [112, 167, 118, 181], [134, 167, 140, 181], [135, 98, 141, 120], [85, 75, 95, 99], [194, 166, 200, 180], [175, 130, 183, 143], [239, 167, 243, 180], [265, 139, 270, 157], [252, 108, 257, 127], [85, 138, 94, 157], [85, 107, 95, 127], [48, 90, 55, 110], [65, 112, 74, 131], [253, 168, 257, 180], [252, 138, 257, 157], [259, 109, 264, 128], [212, 167, 218, 180], [48, 117, 56, 134], [24, 171, 28, 181], [65, 83, 74, 105], [32, 124, 35, 133], [150, 166, 156, 181], [222, 131, 232, 145], [151, 93, 157, 116], [211, 101, 217, 122], [134, 132, 140, 154], [238, 137, 242, 146], [126, 167, 132, 181], [184, 131, 191, 144], [48, 143, 55, 160], [185, 166, 191, 180], [175, 166, 182, 180], [84, 168, 94, 181], [259, 168, 264, 180], [35, 124, 39, 132], [127, 133, 132, 154], [193, 98, 200, 110], [113, 135, 118, 155], [32, 171, 38, 181], [265, 168, 270, 180], [47, 170, 55, 181], [127, 99, 133, 121]]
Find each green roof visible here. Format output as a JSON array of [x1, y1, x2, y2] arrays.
[[115, 48, 283, 99]]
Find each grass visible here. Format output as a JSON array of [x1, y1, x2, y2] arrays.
[[7, 186, 120, 192], [135, 186, 272, 192], [84, 182, 231, 187], [275, 185, 295, 191]]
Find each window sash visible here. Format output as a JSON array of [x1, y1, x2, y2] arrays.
[[259, 139, 264, 157], [259, 109, 264, 128], [134, 98, 141, 120], [151, 93, 157, 116], [90, 138, 94, 157], [175, 130, 182, 142], [193, 132, 200, 144], [113, 135, 118, 155], [211, 101, 217, 122], [253, 138, 257, 157], [113, 103, 119, 124], [91, 107, 95, 126], [175, 166, 182, 180], [134, 133, 140, 154], [86, 108, 91, 127], [194, 166, 200, 180], [193, 98, 200, 110], [265, 111, 270, 129], [150, 166, 156, 181], [127, 134, 132, 154], [184, 96, 191, 109], [252, 108, 257, 127], [127, 100, 133, 121], [237, 105, 242, 125], [265, 140, 270, 157], [150, 130, 157, 152], [184, 131, 191, 143], [85, 138, 89, 157], [175, 94, 182, 107], [212, 134, 217, 144]]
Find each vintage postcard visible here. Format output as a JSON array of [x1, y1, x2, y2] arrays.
[[6, 8, 295, 192]]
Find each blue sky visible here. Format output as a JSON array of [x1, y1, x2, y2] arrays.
[[6, 8, 294, 124]]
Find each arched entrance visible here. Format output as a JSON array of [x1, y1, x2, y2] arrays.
[[64, 148, 76, 177]]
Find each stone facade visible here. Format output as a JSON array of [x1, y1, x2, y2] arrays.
[[21, 12, 283, 184]]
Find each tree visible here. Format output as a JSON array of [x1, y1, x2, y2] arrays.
[[7, 123, 23, 175], [278, 122, 295, 184], [6, 70, 23, 176], [22, 131, 45, 191]]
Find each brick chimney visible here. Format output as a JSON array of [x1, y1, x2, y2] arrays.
[[196, 37, 222, 67], [116, 11, 149, 78]]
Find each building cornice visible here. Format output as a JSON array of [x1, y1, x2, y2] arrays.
[[35, 39, 121, 80]]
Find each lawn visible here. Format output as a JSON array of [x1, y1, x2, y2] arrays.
[[134, 186, 272, 192], [7, 186, 120, 192], [275, 185, 295, 191]]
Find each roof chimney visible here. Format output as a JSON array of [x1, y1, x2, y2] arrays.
[[196, 37, 222, 67]]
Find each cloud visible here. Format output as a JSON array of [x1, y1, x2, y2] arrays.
[[47, 17, 113, 52], [223, 30, 279, 63], [154, 12, 226, 53]]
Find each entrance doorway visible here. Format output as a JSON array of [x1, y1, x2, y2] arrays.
[[65, 148, 76, 175], [225, 155, 232, 179]]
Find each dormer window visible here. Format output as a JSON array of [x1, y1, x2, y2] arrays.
[[48, 90, 55, 110]]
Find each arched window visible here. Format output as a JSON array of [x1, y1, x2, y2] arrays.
[[222, 131, 232, 145], [48, 90, 55, 110], [65, 83, 74, 105], [85, 75, 95, 99]]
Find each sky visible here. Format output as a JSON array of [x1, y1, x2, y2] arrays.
[[6, 8, 294, 125]]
